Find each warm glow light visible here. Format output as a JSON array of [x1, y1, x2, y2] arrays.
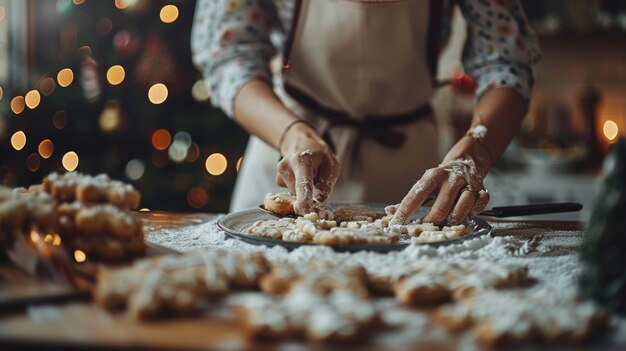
[[187, 187, 209, 209], [205, 153, 228, 176], [52, 234, 62, 246], [99, 101, 122, 132], [11, 96, 25, 114], [30, 230, 40, 243], [191, 80, 211, 102], [73, 0, 85, 5], [62, 151, 79, 171], [106, 65, 126, 85], [26, 153, 41, 172], [25, 90, 41, 109], [38, 139, 54, 159], [0, 86, 3, 101], [53, 110, 68, 129], [603, 120, 619, 142], [148, 83, 168, 104], [160, 5, 179, 23], [40, 78, 56, 96], [151, 129, 171, 150], [139, 208, 150, 212], [11, 131, 27, 151], [115, 0, 136, 10], [236, 156, 243, 172], [74, 249, 87, 263], [44, 234, 54, 244], [57, 68, 74, 87]]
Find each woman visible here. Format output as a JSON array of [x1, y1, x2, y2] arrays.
[[191, 0, 540, 225]]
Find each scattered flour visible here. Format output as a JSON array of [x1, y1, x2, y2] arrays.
[[146, 218, 626, 347]]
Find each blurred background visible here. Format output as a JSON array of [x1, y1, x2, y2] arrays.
[[0, 0, 624, 217]]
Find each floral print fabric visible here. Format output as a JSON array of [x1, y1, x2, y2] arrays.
[[191, 0, 541, 117]]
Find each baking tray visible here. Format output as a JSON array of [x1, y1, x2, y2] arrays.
[[217, 202, 492, 253]]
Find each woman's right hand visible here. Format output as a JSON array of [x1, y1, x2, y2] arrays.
[[276, 122, 340, 215]]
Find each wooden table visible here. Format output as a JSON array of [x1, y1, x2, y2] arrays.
[[0, 213, 622, 350]]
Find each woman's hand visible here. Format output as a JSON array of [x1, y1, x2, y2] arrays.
[[276, 123, 340, 215], [391, 138, 492, 226]]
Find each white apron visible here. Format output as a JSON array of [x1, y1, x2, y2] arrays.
[[231, 0, 440, 211]]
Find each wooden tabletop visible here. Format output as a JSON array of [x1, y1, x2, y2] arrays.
[[0, 213, 620, 351]]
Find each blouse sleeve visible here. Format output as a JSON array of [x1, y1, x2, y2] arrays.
[[191, 0, 279, 117], [456, 0, 541, 103]]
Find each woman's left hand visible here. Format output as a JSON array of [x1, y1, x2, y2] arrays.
[[390, 157, 490, 226]]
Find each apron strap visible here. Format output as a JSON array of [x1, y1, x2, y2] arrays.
[[426, 0, 444, 84], [282, 0, 303, 69]]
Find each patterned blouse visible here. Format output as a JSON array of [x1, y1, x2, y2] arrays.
[[191, 0, 541, 118]]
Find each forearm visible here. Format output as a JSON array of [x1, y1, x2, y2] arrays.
[[442, 87, 528, 171], [233, 80, 302, 151]]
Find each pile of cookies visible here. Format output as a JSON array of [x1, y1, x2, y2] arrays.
[[237, 263, 380, 343], [252, 192, 469, 245], [0, 172, 145, 262], [95, 250, 271, 320]]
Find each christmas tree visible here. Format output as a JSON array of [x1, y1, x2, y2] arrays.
[[580, 137, 626, 314], [0, 0, 248, 212]]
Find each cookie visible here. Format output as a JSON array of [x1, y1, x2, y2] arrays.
[[42, 172, 141, 209], [263, 192, 296, 216], [393, 274, 451, 305]]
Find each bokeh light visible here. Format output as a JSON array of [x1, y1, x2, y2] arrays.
[[25, 90, 41, 109], [205, 153, 228, 176], [148, 83, 168, 104], [191, 80, 211, 102], [11, 131, 27, 151], [603, 120, 619, 142], [40, 78, 56, 96], [53, 110, 68, 129], [139, 208, 150, 212], [96, 18, 113, 36], [62, 151, 79, 171], [151, 129, 171, 150], [38, 139, 54, 159], [72, 0, 85, 5], [160, 5, 179, 23], [10, 96, 25, 114], [106, 65, 126, 85], [99, 101, 122, 132], [26, 153, 41, 172], [187, 187, 209, 209], [115, 0, 137, 10], [74, 249, 87, 263], [0, 86, 3, 101], [57, 68, 74, 87], [186, 142, 200, 163], [236, 156, 243, 172], [52, 234, 62, 246], [125, 159, 145, 180]]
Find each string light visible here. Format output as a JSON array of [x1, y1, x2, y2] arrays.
[[26, 153, 41, 172], [11, 131, 27, 151], [151, 129, 171, 150], [62, 151, 79, 171], [30, 230, 40, 243], [10, 96, 25, 114], [57, 68, 74, 87], [74, 249, 87, 263], [106, 65, 125, 85], [139, 208, 150, 212], [603, 120, 619, 142], [52, 234, 62, 246], [159, 5, 179, 23], [25, 90, 41, 109], [40, 78, 56, 96], [38, 139, 54, 159], [114, 0, 136, 10], [205, 153, 228, 176], [72, 0, 85, 5], [148, 83, 168, 104], [44, 234, 54, 244], [53, 110, 68, 129]]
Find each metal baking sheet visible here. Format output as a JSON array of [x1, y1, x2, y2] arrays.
[[217, 202, 492, 253]]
